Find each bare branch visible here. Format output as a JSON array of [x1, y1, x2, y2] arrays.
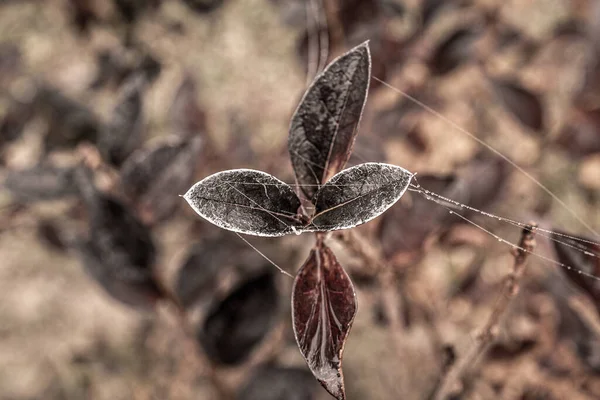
[[432, 223, 537, 400]]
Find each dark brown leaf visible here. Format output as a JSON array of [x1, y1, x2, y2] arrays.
[[175, 237, 232, 308], [289, 42, 371, 200], [378, 158, 507, 260], [378, 174, 462, 259], [458, 157, 510, 211], [35, 86, 101, 151], [180, 0, 225, 13], [429, 28, 480, 76], [199, 272, 278, 365], [292, 240, 356, 400], [3, 166, 79, 202], [169, 74, 206, 138], [184, 169, 303, 237], [99, 76, 146, 166], [75, 238, 162, 310], [490, 78, 544, 133], [552, 230, 600, 314], [120, 136, 203, 224], [556, 108, 600, 156], [37, 219, 67, 252], [309, 162, 413, 231], [67, 0, 98, 33], [0, 99, 33, 145], [0, 42, 21, 76], [74, 167, 161, 310]]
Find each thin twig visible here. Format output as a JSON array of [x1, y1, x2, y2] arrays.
[[432, 223, 537, 400]]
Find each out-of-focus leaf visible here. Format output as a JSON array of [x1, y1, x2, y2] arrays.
[[292, 240, 356, 400], [458, 157, 510, 210], [136, 52, 162, 83], [378, 174, 463, 259], [421, 0, 460, 29], [75, 239, 162, 310], [113, 0, 161, 24], [37, 219, 67, 252], [175, 237, 231, 308], [67, 0, 98, 33], [309, 162, 413, 231], [36, 86, 101, 151], [121, 136, 202, 224], [289, 42, 371, 200], [347, 133, 387, 167], [73, 167, 161, 310], [237, 366, 318, 400], [490, 78, 544, 133], [91, 49, 161, 91], [169, 74, 206, 138], [99, 76, 145, 166], [556, 108, 600, 156], [378, 158, 508, 260], [3, 166, 78, 202], [180, 0, 224, 13], [184, 169, 304, 237], [552, 230, 600, 314], [199, 272, 278, 365], [0, 99, 33, 145], [429, 28, 480, 76], [0, 42, 21, 84]]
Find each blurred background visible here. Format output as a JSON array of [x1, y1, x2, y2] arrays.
[[1, 0, 600, 399]]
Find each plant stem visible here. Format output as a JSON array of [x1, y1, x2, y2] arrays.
[[432, 223, 537, 400]]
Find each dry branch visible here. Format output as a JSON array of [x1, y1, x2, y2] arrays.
[[432, 223, 537, 400]]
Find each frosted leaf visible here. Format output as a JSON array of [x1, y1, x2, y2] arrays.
[[289, 42, 371, 200], [309, 162, 413, 231], [183, 169, 303, 237]]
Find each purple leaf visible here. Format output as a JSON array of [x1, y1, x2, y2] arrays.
[[184, 169, 304, 237], [309, 162, 413, 231], [292, 240, 357, 400], [289, 42, 371, 200]]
